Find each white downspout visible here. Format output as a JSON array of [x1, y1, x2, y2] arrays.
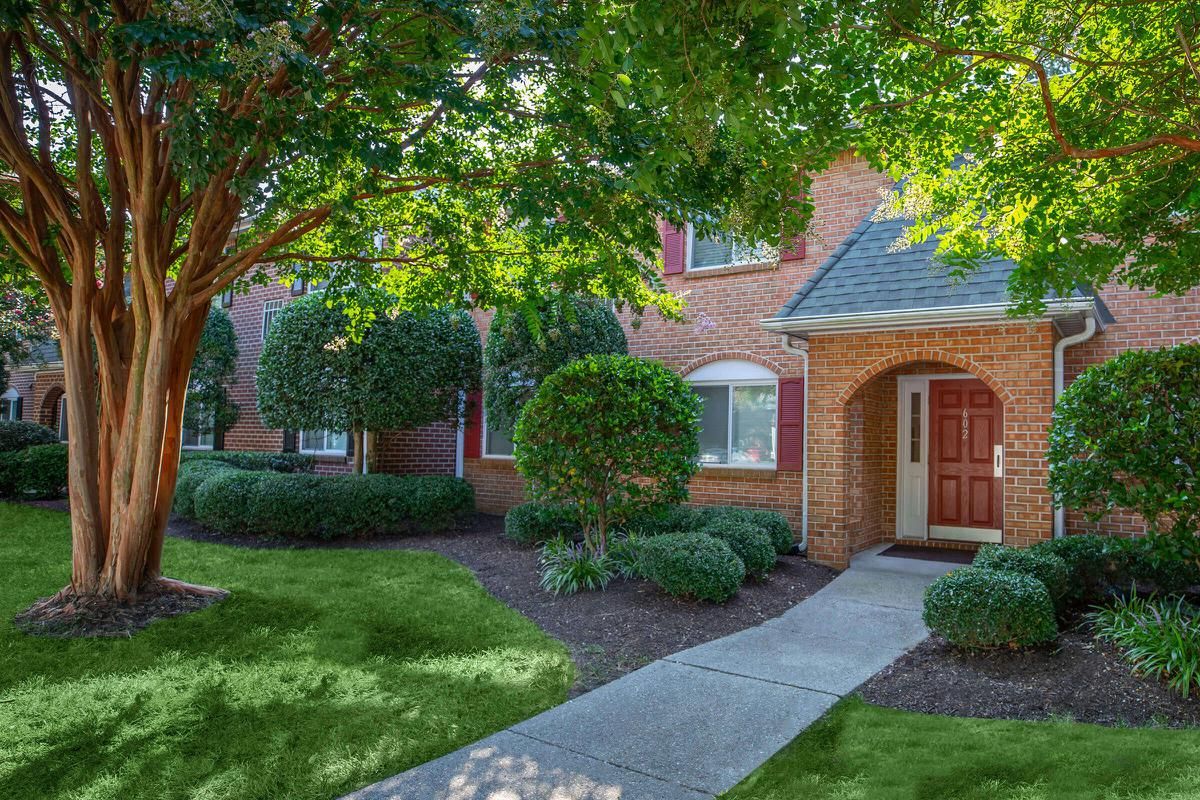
[[780, 334, 810, 554], [454, 391, 466, 479], [362, 430, 369, 475], [1052, 313, 1097, 538]]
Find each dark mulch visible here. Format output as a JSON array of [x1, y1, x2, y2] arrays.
[[860, 628, 1200, 728], [14, 582, 228, 639], [169, 513, 838, 694]]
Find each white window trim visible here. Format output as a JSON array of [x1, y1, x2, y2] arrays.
[[262, 299, 285, 341], [685, 223, 769, 272], [690, 377, 779, 471], [299, 429, 349, 457], [181, 437, 215, 451], [481, 407, 516, 460], [0, 388, 18, 422]]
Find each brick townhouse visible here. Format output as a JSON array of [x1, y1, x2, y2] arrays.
[[7, 151, 1199, 567]]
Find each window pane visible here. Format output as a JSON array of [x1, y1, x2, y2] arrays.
[[910, 392, 922, 464], [691, 233, 735, 270], [731, 385, 777, 465], [326, 431, 349, 453], [695, 385, 730, 464], [0, 399, 12, 421], [485, 426, 515, 457]]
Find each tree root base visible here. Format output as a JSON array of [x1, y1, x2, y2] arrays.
[[14, 579, 229, 639]]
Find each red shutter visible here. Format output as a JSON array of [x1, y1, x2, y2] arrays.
[[777, 378, 805, 471], [463, 391, 483, 459], [661, 220, 686, 275]]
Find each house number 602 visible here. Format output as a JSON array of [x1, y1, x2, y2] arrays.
[[961, 408, 969, 439]]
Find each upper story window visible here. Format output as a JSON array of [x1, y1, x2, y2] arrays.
[[687, 224, 769, 271], [0, 388, 19, 421], [301, 429, 348, 456], [687, 360, 778, 468], [262, 300, 285, 340]]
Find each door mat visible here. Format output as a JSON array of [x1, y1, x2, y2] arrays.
[[879, 543, 975, 565]]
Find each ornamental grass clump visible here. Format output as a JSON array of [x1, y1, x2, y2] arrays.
[[1091, 593, 1200, 698], [923, 567, 1058, 649], [538, 537, 615, 596]]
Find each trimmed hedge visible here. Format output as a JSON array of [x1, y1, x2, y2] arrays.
[[504, 501, 580, 545], [180, 449, 314, 473], [193, 471, 474, 538], [973, 544, 1071, 609], [0, 420, 58, 453], [641, 532, 745, 603], [1030, 534, 1200, 606], [702, 506, 795, 555], [700, 517, 777, 579], [923, 567, 1058, 648], [1031, 535, 1116, 606], [0, 443, 68, 500], [174, 460, 241, 517], [619, 504, 705, 538]]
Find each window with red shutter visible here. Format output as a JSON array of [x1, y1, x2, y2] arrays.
[[661, 220, 686, 274], [463, 391, 483, 459], [777, 378, 805, 471]]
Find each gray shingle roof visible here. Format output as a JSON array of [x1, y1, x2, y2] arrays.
[[775, 207, 1101, 320]]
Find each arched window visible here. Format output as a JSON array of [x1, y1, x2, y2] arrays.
[[0, 388, 19, 422], [686, 360, 778, 468]]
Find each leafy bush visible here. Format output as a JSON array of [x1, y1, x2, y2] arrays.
[[180, 449, 315, 473], [923, 567, 1058, 648], [1113, 537, 1200, 596], [702, 506, 795, 555], [619, 504, 704, 538], [483, 295, 627, 430], [0, 420, 57, 453], [973, 544, 1071, 609], [504, 501, 580, 546], [173, 460, 241, 517], [185, 306, 240, 437], [608, 532, 647, 579], [0, 443, 68, 499], [515, 355, 701, 554], [538, 537, 615, 595], [1091, 594, 1200, 698], [700, 516, 777, 579], [1032, 535, 1118, 606], [193, 471, 474, 538], [1049, 344, 1200, 562], [640, 532, 746, 603]]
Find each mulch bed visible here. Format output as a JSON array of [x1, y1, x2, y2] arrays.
[[859, 627, 1200, 728], [169, 513, 838, 694], [15, 582, 228, 639]]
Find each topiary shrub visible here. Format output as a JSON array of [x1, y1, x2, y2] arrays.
[[1032, 535, 1118, 606], [193, 471, 474, 538], [699, 517, 777, 579], [640, 532, 746, 603], [619, 504, 705, 537], [483, 295, 627, 431], [1049, 344, 1200, 565], [973, 544, 1071, 609], [0, 420, 58, 453], [701, 506, 794, 555], [180, 449, 315, 473], [173, 460, 241, 518], [505, 501, 580, 546], [515, 354, 701, 555], [923, 567, 1058, 648]]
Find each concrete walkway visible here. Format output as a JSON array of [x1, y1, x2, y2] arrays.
[[344, 546, 951, 800]]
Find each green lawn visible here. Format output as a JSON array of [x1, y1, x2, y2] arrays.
[[0, 503, 572, 800], [723, 697, 1200, 800]]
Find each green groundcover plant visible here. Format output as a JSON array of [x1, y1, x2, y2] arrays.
[[1091, 593, 1200, 698]]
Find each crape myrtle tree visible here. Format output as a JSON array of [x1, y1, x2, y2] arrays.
[[797, 2, 1200, 313], [483, 294, 626, 431], [0, 1, 846, 609], [257, 291, 481, 470]]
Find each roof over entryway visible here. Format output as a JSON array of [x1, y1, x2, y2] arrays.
[[762, 204, 1113, 335]]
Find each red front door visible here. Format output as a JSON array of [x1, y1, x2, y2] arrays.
[[928, 379, 1003, 535]]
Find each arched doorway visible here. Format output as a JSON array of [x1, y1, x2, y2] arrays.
[[839, 360, 1009, 554]]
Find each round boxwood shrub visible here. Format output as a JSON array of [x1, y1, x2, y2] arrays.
[[1032, 535, 1119, 605], [699, 517, 777, 579], [194, 471, 474, 538], [703, 506, 794, 555], [0, 420, 58, 453], [619, 504, 705, 538], [923, 567, 1058, 648], [173, 460, 240, 518], [505, 501, 580, 546], [972, 544, 1071, 608], [640, 531, 745, 603]]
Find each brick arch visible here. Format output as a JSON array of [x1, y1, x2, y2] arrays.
[[680, 351, 783, 378], [837, 349, 1014, 407], [38, 385, 65, 428]]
